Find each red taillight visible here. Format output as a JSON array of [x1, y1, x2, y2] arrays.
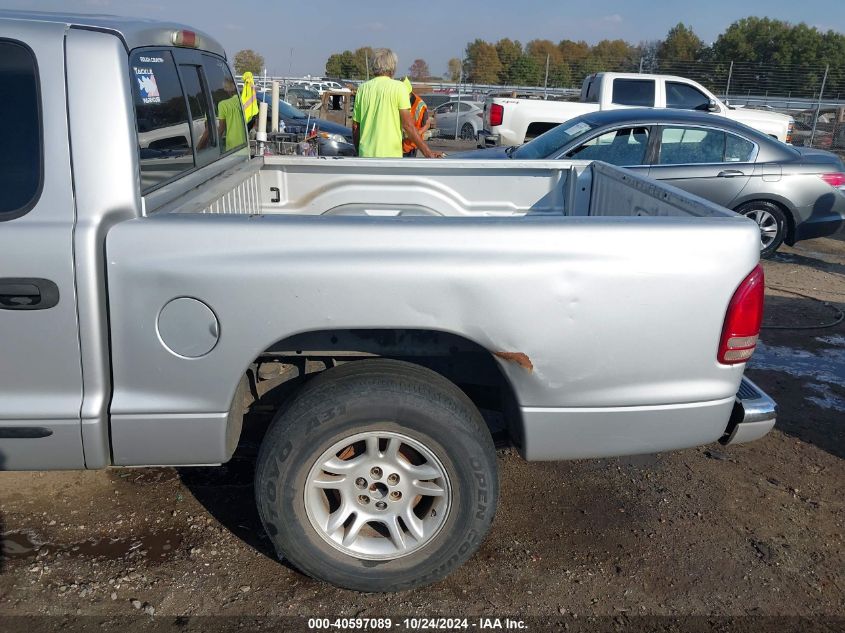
[[820, 172, 845, 188], [172, 30, 198, 48], [718, 265, 765, 365], [489, 103, 504, 127], [786, 120, 794, 144]]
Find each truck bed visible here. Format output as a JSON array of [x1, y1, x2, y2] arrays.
[[107, 156, 759, 465], [155, 156, 741, 222]]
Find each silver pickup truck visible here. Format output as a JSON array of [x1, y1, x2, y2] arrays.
[[0, 11, 776, 592]]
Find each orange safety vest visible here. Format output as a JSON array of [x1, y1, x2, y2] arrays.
[[402, 94, 428, 154]]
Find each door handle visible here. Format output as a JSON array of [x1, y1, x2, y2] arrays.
[[0, 278, 59, 310], [270, 187, 280, 203], [717, 169, 745, 178]]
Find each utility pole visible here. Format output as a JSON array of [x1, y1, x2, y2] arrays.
[[365, 51, 369, 81], [724, 60, 733, 103], [543, 54, 550, 99], [810, 64, 829, 147], [455, 58, 463, 140]]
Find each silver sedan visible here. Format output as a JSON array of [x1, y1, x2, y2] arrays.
[[458, 108, 845, 256]]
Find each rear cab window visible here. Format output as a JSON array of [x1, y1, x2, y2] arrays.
[[0, 40, 42, 219], [583, 76, 599, 103], [611, 79, 655, 107], [129, 49, 247, 195]]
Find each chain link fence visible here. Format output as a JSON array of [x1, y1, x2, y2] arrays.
[[421, 59, 845, 151]]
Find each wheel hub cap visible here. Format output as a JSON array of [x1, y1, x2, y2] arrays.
[[304, 430, 452, 560], [744, 208, 779, 249]]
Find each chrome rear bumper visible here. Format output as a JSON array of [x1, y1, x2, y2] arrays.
[[720, 377, 777, 445], [477, 130, 500, 148]]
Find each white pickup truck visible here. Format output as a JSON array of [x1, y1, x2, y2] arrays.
[[480, 72, 794, 146]]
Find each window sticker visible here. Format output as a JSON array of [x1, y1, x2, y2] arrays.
[[564, 121, 591, 136], [134, 67, 161, 104]]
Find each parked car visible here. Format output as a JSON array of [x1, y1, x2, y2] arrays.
[[417, 93, 460, 109], [1, 9, 776, 593], [456, 108, 845, 256], [432, 100, 483, 140], [256, 92, 355, 156], [478, 72, 794, 147], [283, 86, 320, 109], [791, 107, 845, 150]]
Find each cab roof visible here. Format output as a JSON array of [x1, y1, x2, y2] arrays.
[[0, 9, 226, 58]]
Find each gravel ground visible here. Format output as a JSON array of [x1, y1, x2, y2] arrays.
[[1, 227, 843, 631]]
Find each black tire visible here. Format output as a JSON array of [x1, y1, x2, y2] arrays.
[[735, 200, 788, 258], [460, 122, 475, 140], [255, 359, 498, 592]]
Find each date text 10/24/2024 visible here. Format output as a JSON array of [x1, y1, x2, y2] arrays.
[[307, 618, 528, 630]]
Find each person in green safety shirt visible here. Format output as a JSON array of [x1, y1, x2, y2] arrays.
[[198, 76, 247, 153], [352, 49, 440, 158]]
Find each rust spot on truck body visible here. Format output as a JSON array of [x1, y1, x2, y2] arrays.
[[493, 351, 533, 372]]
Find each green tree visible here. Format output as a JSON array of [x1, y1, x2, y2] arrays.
[[465, 39, 502, 84], [712, 18, 845, 96], [657, 23, 704, 62], [591, 39, 639, 71], [325, 53, 344, 77], [233, 49, 264, 75], [558, 39, 591, 62], [495, 38, 523, 84], [325, 50, 368, 79], [510, 54, 542, 85], [527, 39, 571, 88], [447, 57, 462, 81], [712, 17, 793, 64], [353, 46, 375, 79]]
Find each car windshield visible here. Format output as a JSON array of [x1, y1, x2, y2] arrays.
[[512, 118, 596, 159], [279, 100, 307, 118]]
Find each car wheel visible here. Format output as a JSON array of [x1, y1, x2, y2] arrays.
[[460, 123, 476, 141], [735, 200, 788, 258], [255, 359, 499, 592]]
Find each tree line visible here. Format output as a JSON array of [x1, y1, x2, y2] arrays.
[[315, 18, 845, 98]]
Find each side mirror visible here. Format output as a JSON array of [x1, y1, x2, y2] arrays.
[[707, 99, 720, 113]]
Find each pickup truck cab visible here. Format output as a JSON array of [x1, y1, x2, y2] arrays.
[[480, 72, 794, 146], [0, 10, 775, 592]]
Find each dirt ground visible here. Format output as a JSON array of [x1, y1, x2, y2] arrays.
[[1, 212, 843, 630]]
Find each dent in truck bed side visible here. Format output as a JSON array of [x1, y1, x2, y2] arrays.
[[104, 209, 758, 465]]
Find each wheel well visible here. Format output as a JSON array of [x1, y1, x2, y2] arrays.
[[232, 329, 523, 456], [525, 122, 560, 140], [734, 198, 796, 244]]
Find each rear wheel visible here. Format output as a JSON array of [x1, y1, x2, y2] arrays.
[[460, 123, 475, 140], [255, 359, 499, 591], [735, 200, 788, 258]]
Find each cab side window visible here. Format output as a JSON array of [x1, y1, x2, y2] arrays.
[[202, 55, 247, 155], [611, 79, 655, 107], [666, 82, 711, 111], [0, 40, 42, 219], [130, 50, 193, 192]]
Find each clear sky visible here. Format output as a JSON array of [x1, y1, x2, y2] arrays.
[[8, 0, 845, 77]]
